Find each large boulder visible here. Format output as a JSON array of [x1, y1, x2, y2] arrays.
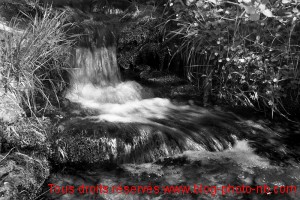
[[0, 117, 53, 199], [50, 104, 243, 166]]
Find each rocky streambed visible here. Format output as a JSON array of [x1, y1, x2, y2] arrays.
[[44, 140, 300, 200], [1, 75, 300, 200]]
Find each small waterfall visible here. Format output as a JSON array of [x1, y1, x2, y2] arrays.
[[70, 46, 120, 86], [62, 19, 244, 165], [66, 21, 144, 104], [69, 22, 120, 87], [44, 14, 300, 200]]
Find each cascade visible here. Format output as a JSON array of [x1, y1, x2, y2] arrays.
[[45, 15, 300, 200], [63, 20, 241, 162], [66, 21, 143, 104]]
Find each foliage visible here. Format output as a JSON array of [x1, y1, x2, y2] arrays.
[[117, 3, 166, 69], [162, 0, 300, 118], [0, 5, 75, 116]]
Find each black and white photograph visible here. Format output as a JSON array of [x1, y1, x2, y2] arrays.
[[0, 0, 300, 199]]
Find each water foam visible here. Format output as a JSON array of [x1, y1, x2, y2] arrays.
[[64, 26, 241, 154]]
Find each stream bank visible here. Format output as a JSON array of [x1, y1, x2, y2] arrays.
[[0, 2, 300, 200]]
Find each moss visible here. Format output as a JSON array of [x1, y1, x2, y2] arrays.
[[50, 108, 243, 166], [1, 117, 53, 154], [0, 152, 50, 200], [0, 115, 53, 199]]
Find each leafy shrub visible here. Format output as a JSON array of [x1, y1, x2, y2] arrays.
[[117, 3, 165, 69], [0, 5, 75, 115], [162, 0, 300, 118]]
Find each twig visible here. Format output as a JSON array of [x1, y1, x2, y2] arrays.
[[33, 189, 50, 200], [0, 147, 16, 163]]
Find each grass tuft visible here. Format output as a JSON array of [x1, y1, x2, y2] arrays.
[[0, 5, 75, 116]]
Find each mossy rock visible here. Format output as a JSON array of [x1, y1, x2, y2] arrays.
[[50, 107, 244, 167], [0, 152, 50, 200], [1, 117, 53, 154]]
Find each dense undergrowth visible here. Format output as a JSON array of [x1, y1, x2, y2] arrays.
[[105, 0, 300, 119], [0, 0, 299, 120], [159, 0, 300, 118]]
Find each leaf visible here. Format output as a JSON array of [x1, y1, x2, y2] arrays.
[[244, 5, 257, 14], [196, 1, 202, 7], [249, 13, 260, 21], [208, 0, 217, 4], [261, 9, 273, 17], [268, 100, 273, 106], [258, 4, 266, 11], [292, 8, 299, 13]]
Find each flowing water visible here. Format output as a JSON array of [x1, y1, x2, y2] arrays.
[[43, 22, 300, 200]]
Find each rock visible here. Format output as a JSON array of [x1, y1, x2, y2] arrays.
[[0, 117, 52, 199], [1, 117, 53, 153], [0, 89, 24, 123], [0, 152, 50, 200], [51, 120, 183, 165], [50, 107, 243, 166], [45, 140, 300, 200]]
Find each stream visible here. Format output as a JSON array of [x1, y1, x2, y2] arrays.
[[41, 20, 300, 200]]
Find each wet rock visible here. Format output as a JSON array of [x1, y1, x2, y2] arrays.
[[51, 107, 242, 166], [45, 140, 300, 200], [50, 120, 183, 165], [122, 163, 164, 182]]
